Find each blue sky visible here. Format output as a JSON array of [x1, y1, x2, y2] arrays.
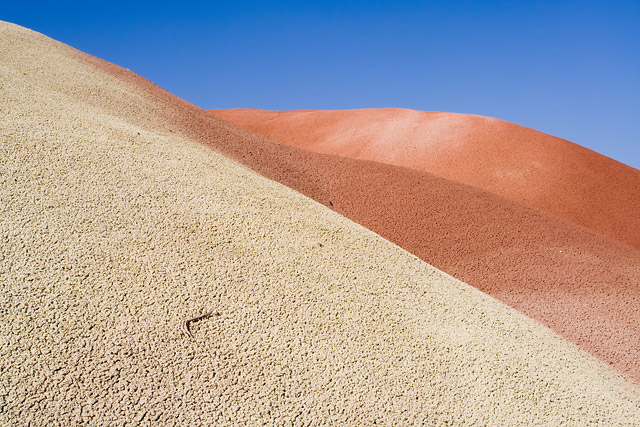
[[4, 1, 639, 168]]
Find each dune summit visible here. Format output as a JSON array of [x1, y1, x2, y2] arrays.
[[211, 108, 640, 250], [2, 21, 640, 424]]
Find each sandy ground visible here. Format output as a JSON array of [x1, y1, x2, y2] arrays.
[[76, 41, 640, 380], [211, 108, 640, 250], [2, 21, 640, 425]]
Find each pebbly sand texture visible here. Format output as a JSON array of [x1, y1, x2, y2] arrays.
[[211, 108, 640, 250], [201, 113, 640, 383], [81, 46, 640, 380], [2, 21, 640, 425]]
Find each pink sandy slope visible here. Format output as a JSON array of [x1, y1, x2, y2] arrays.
[[211, 108, 640, 250]]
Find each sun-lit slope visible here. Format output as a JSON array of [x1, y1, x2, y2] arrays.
[[81, 47, 640, 380], [2, 21, 640, 425], [76, 29, 640, 382], [211, 108, 640, 249]]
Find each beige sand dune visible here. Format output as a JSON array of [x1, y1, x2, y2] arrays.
[[109, 58, 640, 377], [212, 108, 640, 249], [2, 21, 640, 425], [201, 114, 640, 382]]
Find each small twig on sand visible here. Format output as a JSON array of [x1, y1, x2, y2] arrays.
[[181, 309, 215, 338]]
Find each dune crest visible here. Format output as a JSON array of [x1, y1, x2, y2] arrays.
[[212, 108, 640, 249]]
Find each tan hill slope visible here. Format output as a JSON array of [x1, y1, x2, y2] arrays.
[[79, 28, 640, 382], [211, 108, 640, 249], [2, 21, 640, 425]]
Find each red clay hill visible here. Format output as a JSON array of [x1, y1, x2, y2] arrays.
[[75, 52, 640, 382], [211, 108, 640, 250]]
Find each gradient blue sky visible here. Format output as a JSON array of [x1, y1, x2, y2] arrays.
[[4, 1, 639, 168]]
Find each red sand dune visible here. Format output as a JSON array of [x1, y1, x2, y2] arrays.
[[211, 108, 640, 250], [76, 53, 640, 383]]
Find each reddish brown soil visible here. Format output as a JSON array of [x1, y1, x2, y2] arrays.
[[76, 52, 640, 383], [211, 108, 640, 250]]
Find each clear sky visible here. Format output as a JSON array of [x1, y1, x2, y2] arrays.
[[4, 1, 639, 169]]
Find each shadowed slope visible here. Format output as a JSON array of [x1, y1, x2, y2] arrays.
[[211, 108, 640, 249], [3, 22, 639, 425], [76, 50, 640, 382]]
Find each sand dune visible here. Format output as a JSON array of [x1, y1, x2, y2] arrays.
[[85, 56, 640, 379], [211, 108, 640, 250], [2, 21, 640, 425]]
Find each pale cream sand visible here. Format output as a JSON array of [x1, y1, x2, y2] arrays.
[[1, 22, 639, 425]]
